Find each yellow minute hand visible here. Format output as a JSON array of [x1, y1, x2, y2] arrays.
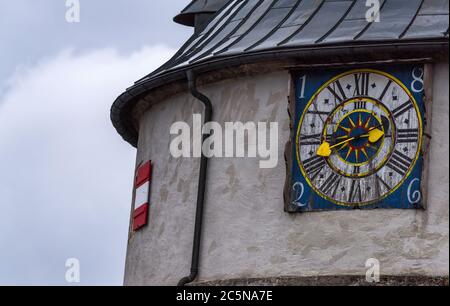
[[316, 127, 384, 157], [329, 135, 368, 149]]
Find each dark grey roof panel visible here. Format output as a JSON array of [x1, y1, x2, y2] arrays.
[[358, 0, 423, 40], [322, 0, 387, 43], [419, 0, 449, 14], [403, 0, 449, 39], [282, 0, 355, 45], [250, 0, 323, 51], [115, 0, 449, 146], [322, 19, 368, 43], [344, 0, 385, 20], [282, 0, 323, 27], [166, 0, 245, 71], [224, 7, 293, 53], [191, 0, 273, 60], [138, 0, 448, 82], [404, 14, 449, 39], [273, 0, 299, 8], [185, 0, 258, 63], [226, 0, 273, 37], [186, 1, 244, 54]]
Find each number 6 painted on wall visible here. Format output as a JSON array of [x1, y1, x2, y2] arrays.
[[407, 178, 422, 205]]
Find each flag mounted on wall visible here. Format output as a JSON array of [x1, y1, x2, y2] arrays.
[[133, 161, 152, 231]]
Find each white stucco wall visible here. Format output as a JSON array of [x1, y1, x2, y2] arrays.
[[124, 62, 449, 286]]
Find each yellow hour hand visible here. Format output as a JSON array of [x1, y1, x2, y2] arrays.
[[368, 128, 384, 143], [317, 136, 363, 157], [316, 128, 384, 158]]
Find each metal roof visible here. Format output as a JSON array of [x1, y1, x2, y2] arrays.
[[174, 0, 233, 26], [111, 0, 449, 147]]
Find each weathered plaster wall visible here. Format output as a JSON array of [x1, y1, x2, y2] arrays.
[[124, 63, 449, 286]]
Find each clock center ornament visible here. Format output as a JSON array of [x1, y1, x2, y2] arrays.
[[290, 66, 425, 211]]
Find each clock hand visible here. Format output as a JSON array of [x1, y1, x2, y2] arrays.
[[318, 136, 366, 157], [317, 124, 385, 157], [367, 124, 385, 143], [330, 135, 365, 149]]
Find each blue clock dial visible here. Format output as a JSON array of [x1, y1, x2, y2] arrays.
[[290, 66, 425, 211]]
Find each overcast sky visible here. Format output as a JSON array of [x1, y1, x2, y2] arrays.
[[0, 0, 192, 285]]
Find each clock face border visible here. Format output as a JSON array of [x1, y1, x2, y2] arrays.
[[287, 64, 427, 212]]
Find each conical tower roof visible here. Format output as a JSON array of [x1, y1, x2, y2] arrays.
[[112, 0, 449, 147]]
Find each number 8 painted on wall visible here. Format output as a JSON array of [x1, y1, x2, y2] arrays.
[[411, 67, 424, 93]]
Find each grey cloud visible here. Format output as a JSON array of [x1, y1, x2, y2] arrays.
[[0, 44, 176, 284]]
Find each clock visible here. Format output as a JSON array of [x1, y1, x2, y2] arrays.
[[289, 65, 426, 211]]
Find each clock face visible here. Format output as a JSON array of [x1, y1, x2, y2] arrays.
[[290, 66, 425, 211]]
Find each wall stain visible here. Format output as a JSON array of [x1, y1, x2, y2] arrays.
[[182, 189, 191, 203], [223, 164, 239, 199], [160, 184, 168, 203], [177, 178, 186, 193], [258, 173, 267, 191], [208, 241, 218, 255], [247, 246, 260, 253], [270, 255, 288, 265], [158, 223, 165, 238], [267, 91, 283, 106], [328, 249, 349, 264]]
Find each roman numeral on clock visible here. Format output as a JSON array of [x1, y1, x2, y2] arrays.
[[348, 167, 362, 202], [327, 80, 347, 103], [386, 150, 413, 176], [354, 73, 370, 96], [307, 110, 329, 116], [307, 109, 330, 121], [300, 133, 322, 145], [354, 100, 367, 110], [376, 174, 391, 192], [392, 100, 413, 118], [397, 128, 419, 143], [379, 80, 393, 101], [320, 173, 341, 197], [348, 179, 363, 203], [302, 155, 326, 179]]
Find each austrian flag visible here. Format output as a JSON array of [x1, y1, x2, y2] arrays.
[[133, 161, 152, 231]]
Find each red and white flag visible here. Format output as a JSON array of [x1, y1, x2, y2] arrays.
[[132, 161, 152, 231]]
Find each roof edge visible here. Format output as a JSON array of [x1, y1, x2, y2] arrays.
[[111, 39, 449, 147]]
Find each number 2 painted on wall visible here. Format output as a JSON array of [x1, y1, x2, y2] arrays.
[[292, 182, 307, 207]]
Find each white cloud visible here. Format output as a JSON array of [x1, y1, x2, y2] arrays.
[[0, 45, 175, 285]]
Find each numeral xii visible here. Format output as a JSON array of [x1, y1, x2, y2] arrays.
[[354, 73, 370, 96]]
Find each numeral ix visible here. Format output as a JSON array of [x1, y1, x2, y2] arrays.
[[397, 128, 419, 143]]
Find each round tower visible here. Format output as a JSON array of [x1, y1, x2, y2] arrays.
[[112, 0, 449, 286]]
